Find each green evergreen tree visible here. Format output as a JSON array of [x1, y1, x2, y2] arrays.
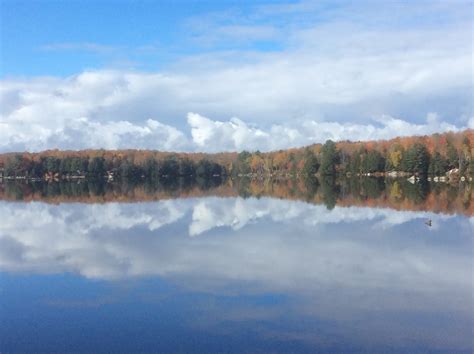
[[236, 151, 251, 175], [349, 151, 361, 175], [302, 149, 319, 176], [405, 143, 430, 176], [88, 156, 105, 177], [428, 152, 447, 175], [179, 158, 195, 177], [362, 150, 385, 173], [320, 140, 338, 175], [160, 157, 179, 178]]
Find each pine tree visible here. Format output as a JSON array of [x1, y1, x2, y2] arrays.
[[320, 140, 338, 175], [302, 149, 319, 176]]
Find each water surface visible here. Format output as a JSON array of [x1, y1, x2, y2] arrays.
[[0, 179, 472, 353]]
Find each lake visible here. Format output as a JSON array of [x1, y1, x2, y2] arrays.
[[0, 178, 472, 353]]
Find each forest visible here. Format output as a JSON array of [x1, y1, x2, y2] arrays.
[[0, 129, 473, 181]]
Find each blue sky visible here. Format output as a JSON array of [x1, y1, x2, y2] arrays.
[[0, 0, 472, 152], [1, 0, 287, 77]]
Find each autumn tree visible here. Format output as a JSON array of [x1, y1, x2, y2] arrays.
[[446, 142, 458, 169], [4, 155, 24, 177], [386, 144, 404, 170]]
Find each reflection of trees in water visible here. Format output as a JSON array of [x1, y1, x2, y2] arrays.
[[196, 176, 224, 191], [157, 176, 180, 191], [320, 177, 339, 210], [87, 181, 106, 196], [342, 177, 385, 201], [405, 179, 430, 204], [363, 178, 385, 199], [303, 176, 319, 201], [1, 178, 472, 215], [460, 183, 471, 210], [235, 177, 252, 198]]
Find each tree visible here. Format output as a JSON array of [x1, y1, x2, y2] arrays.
[[362, 150, 385, 173], [428, 152, 447, 176], [404, 143, 430, 175], [302, 149, 319, 176], [44, 156, 59, 173], [88, 156, 105, 177], [196, 159, 212, 178], [144, 157, 161, 179], [447, 142, 458, 169], [415, 144, 430, 176], [250, 154, 264, 174], [59, 157, 71, 175], [160, 157, 179, 178], [119, 158, 135, 178], [386, 145, 403, 170], [211, 162, 224, 176], [320, 140, 338, 175], [235, 151, 251, 175], [5, 155, 24, 177], [349, 150, 362, 175], [179, 158, 195, 177], [460, 136, 471, 176]]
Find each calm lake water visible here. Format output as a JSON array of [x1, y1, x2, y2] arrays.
[[0, 179, 472, 353]]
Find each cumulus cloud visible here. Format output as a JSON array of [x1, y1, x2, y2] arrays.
[[0, 105, 468, 152], [52, 117, 188, 150], [0, 66, 468, 152], [0, 0, 471, 152], [185, 112, 464, 152], [187, 112, 270, 151]]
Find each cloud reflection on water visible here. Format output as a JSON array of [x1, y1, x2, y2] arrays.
[[0, 197, 469, 286], [0, 197, 472, 351]]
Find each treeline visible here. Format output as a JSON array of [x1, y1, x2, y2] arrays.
[[0, 129, 473, 180], [0, 154, 226, 181], [231, 129, 474, 179]]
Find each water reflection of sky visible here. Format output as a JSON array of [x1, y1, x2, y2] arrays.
[[0, 198, 472, 353]]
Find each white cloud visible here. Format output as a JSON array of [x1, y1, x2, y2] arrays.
[[185, 112, 463, 152], [53, 117, 189, 150], [41, 42, 117, 53], [188, 24, 280, 47], [468, 117, 474, 129], [0, 106, 467, 152], [187, 112, 270, 151], [0, 1, 471, 152]]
